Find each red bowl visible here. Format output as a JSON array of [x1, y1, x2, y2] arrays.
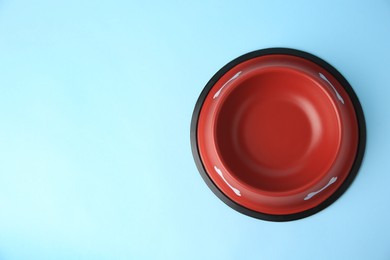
[[191, 48, 366, 221]]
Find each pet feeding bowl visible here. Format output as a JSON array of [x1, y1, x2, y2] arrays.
[[191, 48, 365, 221]]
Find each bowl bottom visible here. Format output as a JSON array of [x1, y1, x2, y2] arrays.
[[216, 69, 341, 193]]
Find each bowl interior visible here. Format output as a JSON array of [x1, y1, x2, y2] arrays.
[[215, 67, 341, 193]]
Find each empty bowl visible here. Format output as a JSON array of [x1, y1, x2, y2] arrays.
[[191, 48, 366, 221]]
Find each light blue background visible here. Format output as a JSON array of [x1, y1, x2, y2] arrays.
[[0, 0, 389, 259]]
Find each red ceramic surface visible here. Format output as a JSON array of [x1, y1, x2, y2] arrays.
[[197, 54, 359, 215]]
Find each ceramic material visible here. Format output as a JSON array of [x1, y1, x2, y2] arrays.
[[191, 48, 366, 221]]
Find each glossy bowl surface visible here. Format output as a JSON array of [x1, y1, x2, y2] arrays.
[[191, 48, 365, 221]]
